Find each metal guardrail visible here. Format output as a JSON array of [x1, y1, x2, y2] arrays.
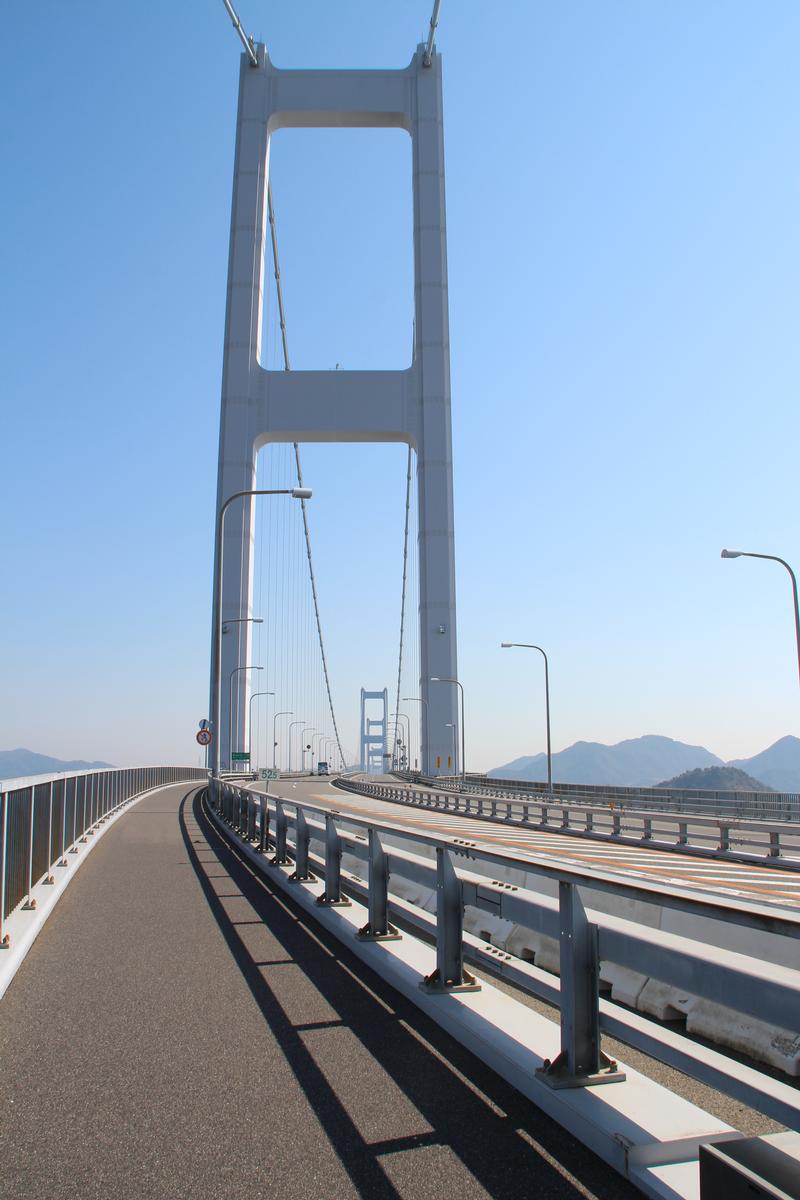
[[394, 771, 800, 824], [0, 766, 208, 946], [339, 776, 800, 866], [210, 777, 800, 1126]]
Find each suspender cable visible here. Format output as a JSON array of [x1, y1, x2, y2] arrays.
[[267, 182, 347, 768], [392, 447, 413, 769]]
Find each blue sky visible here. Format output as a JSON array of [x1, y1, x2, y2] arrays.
[[2, 2, 799, 770]]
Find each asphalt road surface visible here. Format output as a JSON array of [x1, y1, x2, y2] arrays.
[[1, 780, 654, 1200]]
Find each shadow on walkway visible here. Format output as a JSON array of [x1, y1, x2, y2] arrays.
[[182, 789, 638, 1200]]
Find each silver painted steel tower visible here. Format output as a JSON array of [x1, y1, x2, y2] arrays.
[[211, 43, 458, 775]]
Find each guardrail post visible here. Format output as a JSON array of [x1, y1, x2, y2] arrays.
[[45, 782, 55, 883], [642, 816, 652, 840], [537, 882, 624, 1089], [288, 807, 316, 882], [769, 831, 780, 858], [611, 811, 621, 837], [271, 800, 290, 866], [677, 821, 688, 845], [259, 798, 269, 853], [0, 792, 9, 946], [247, 795, 256, 841], [69, 779, 79, 852], [316, 815, 350, 906], [421, 848, 480, 993], [60, 785, 68, 866], [718, 824, 730, 853], [23, 788, 36, 910], [358, 829, 400, 941]]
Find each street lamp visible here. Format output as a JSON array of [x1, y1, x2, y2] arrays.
[[501, 642, 552, 792], [228, 665, 262, 768], [301, 727, 316, 773], [248, 690, 274, 768], [212, 485, 311, 778], [391, 712, 410, 769], [430, 676, 465, 781], [273, 710, 292, 770], [445, 722, 457, 773], [287, 720, 305, 773], [721, 549, 800, 686], [222, 616, 264, 635], [403, 696, 429, 773]]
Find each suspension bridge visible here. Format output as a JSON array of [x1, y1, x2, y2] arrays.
[[2, 7, 800, 1200]]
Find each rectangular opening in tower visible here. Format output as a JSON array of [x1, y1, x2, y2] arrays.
[[261, 128, 413, 371]]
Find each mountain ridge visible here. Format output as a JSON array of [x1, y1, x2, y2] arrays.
[[0, 748, 113, 781], [489, 734, 800, 790]]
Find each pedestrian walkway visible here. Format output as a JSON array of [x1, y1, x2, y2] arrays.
[[0, 781, 639, 1200]]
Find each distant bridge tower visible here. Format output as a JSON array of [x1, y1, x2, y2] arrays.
[[360, 688, 388, 775], [211, 42, 459, 774]]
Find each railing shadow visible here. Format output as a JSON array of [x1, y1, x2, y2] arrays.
[[180, 789, 637, 1200]]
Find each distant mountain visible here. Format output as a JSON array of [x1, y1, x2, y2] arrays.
[[729, 736, 800, 793], [657, 765, 774, 792], [489, 735, 722, 788], [0, 749, 113, 781]]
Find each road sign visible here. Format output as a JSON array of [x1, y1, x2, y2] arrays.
[[199, 719, 211, 731], [231, 752, 250, 762], [196, 729, 212, 746], [259, 768, 279, 780]]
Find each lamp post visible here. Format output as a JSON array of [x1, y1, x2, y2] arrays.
[[721, 549, 800, 686], [430, 676, 465, 781], [287, 720, 304, 773], [213, 485, 311, 778], [248, 690, 274, 768], [300, 728, 316, 774], [273, 710, 292, 770], [222, 616, 263, 635], [311, 732, 326, 770], [403, 696, 429, 773], [445, 722, 457, 773], [391, 712, 410, 769], [501, 642, 552, 792], [228, 665, 262, 768]]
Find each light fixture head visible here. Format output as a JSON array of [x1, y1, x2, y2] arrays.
[[721, 549, 743, 559], [500, 642, 512, 648], [292, 487, 312, 500]]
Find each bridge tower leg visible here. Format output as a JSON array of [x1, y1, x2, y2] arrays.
[[211, 43, 458, 775]]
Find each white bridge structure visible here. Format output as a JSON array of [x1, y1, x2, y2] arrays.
[[212, 38, 458, 775], [3, 11, 800, 1200]]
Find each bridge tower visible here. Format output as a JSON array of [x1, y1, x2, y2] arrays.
[[360, 688, 389, 774], [212, 43, 458, 775]]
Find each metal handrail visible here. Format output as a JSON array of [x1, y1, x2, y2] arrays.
[[394, 769, 800, 823], [0, 766, 208, 946], [337, 776, 800, 867], [209, 776, 800, 1126]]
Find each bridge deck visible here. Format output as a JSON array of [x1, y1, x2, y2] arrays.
[[0, 781, 640, 1200]]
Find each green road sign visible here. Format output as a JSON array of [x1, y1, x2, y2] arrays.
[[259, 768, 279, 780], [231, 752, 250, 762]]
